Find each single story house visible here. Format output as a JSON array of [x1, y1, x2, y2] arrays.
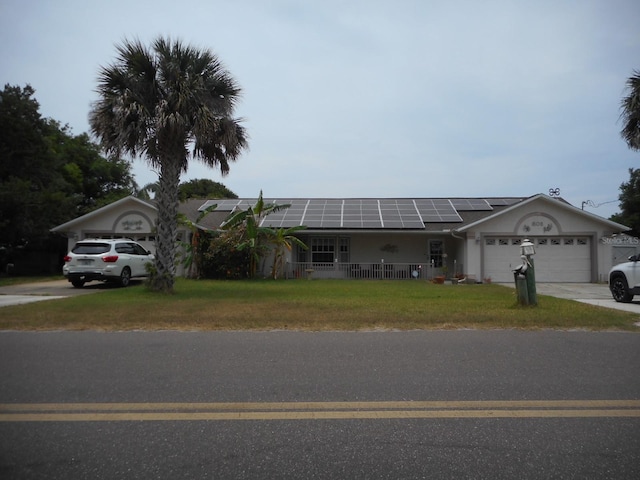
[[51, 193, 635, 283]]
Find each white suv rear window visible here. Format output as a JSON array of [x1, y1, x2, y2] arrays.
[[72, 243, 111, 254]]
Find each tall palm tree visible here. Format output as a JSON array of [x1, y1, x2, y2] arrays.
[[89, 37, 247, 292], [620, 69, 640, 151]]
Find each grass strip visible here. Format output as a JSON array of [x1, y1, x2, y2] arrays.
[[0, 279, 637, 331]]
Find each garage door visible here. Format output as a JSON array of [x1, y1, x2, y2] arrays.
[[483, 237, 591, 283]]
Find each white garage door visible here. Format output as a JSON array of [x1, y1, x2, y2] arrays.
[[484, 237, 591, 283]]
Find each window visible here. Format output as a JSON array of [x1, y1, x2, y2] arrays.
[[116, 243, 135, 254], [577, 238, 587, 245], [512, 238, 521, 246], [429, 240, 444, 267], [551, 238, 560, 245], [311, 237, 335, 263], [498, 238, 509, 246], [296, 242, 308, 262], [131, 243, 149, 255], [303, 236, 350, 264], [72, 243, 110, 254], [486, 238, 496, 246], [564, 238, 574, 245], [538, 239, 548, 246], [338, 237, 350, 263]]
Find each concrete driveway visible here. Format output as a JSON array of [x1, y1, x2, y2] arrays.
[[528, 282, 640, 314], [0, 279, 121, 307]]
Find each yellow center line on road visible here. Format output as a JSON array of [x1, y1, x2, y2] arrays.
[[1, 400, 639, 422]]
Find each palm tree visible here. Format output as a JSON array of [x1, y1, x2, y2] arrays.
[[89, 37, 247, 292], [620, 69, 640, 151], [136, 182, 158, 201]]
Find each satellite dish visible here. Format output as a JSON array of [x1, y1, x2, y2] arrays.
[[412, 270, 419, 278]]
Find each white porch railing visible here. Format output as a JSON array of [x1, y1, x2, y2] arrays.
[[285, 262, 456, 280]]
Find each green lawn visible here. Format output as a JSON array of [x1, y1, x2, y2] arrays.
[[0, 279, 638, 331]]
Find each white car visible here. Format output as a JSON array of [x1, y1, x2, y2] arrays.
[[608, 254, 640, 303], [63, 239, 154, 288]]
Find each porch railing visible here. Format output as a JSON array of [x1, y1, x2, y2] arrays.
[[285, 262, 458, 280]]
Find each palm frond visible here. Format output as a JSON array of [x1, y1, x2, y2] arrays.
[[620, 70, 640, 150]]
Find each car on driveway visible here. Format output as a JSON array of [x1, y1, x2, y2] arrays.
[[62, 239, 154, 288], [608, 254, 640, 302]]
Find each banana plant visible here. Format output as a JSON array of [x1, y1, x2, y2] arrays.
[[177, 204, 218, 278], [221, 191, 292, 278], [267, 226, 308, 279]]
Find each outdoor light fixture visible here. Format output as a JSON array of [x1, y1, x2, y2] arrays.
[[520, 238, 536, 257]]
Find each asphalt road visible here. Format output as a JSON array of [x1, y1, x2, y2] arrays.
[[1, 330, 639, 479]]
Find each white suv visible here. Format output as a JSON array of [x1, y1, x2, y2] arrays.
[[63, 239, 154, 288], [608, 254, 640, 303]]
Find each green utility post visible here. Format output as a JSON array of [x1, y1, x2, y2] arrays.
[[519, 238, 537, 306], [524, 255, 537, 306], [515, 273, 529, 305]]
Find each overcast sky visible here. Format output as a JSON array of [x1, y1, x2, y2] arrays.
[[2, 0, 638, 219]]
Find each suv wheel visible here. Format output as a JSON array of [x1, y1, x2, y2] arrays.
[[119, 267, 131, 287], [71, 279, 85, 288], [610, 275, 633, 303]]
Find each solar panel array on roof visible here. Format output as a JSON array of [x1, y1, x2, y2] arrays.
[[197, 197, 525, 229]]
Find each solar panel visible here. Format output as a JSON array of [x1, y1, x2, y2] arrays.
[[414, 199, 463, 222], [297, 199, 337, 228], [260, 199, 307, 228], [450, 199, 493, 211], [379, 200, 424, 228], [485, 198, 523, 206], [198, 199, 246, 211], [342, 199, 383, 228]]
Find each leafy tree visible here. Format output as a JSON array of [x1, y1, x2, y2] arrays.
[[610, 168, 640, 236], [90, 37, 248, 293], [0, 85, 64, 246], [620, 70, 640, 151], [179, 178, 237, 200], [0, 84, 135, 250], [50, 128, 135, 214]]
